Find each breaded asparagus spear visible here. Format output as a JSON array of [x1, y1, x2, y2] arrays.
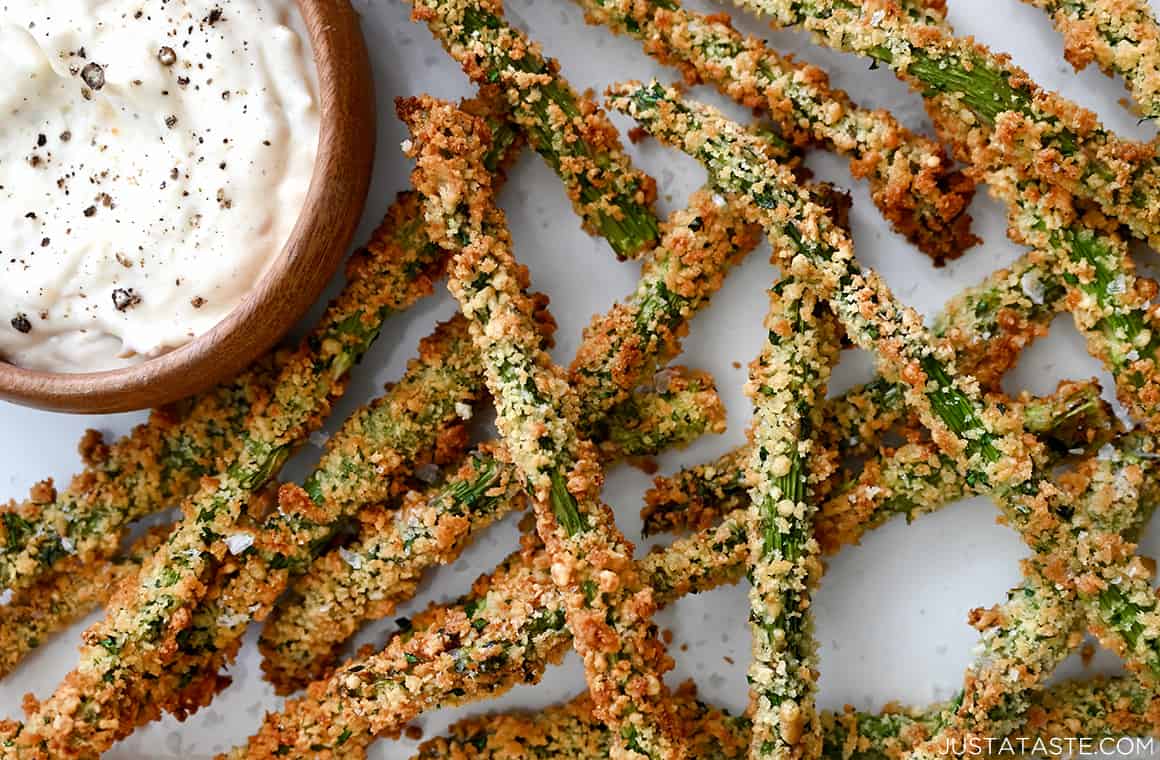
[[0, 526, 171, 679], [415, 682, 751, 760], [225, 513, 751, 759], [414, 677, 1160, 760], [259, 369, 725, 692], [230, 432, 1160, 759], [1025, 0, 1160, 120], [407, 0, 659, 259], [725, 0, 1160, 250], [402, 95, 683, 759], [0, 154, 477, 760], [258, 135, 755, 694], [571, 0, 978, 264], [909, 430, 1160, 757], [607, 81, 1037, 495], [79, 309, 532, 739], [643, 251, 1064, 536], [743, 277, 840, 760], [187, 145, 752, 698], [0, 112, 523, 599], [0, 357, 278, 593], [570, 190, 761, 426], [816, 380, 1111, 553]]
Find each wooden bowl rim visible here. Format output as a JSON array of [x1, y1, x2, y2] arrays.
[[0, 0, 374, 414]]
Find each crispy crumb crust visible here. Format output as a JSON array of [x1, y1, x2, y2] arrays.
[[401, 95, 683, 759], [816, 380, 1111, 553], [226, 433, 1160, 759], [1025, 0, 1160, 120], [608, 81, 1048, 533], [930, 101, 1160, 431], [259, 368, 723, 693], [733, 0, 1160, 251], [0, 95, 523, 605], [641, 243, 1064, 538], [570, 189, 760, 427], [0, 354, 280, 594], [0, 526, 171, 679], [407, 0, 660, 259], [575, 0, 977, 264], [416, 677, 1160, 760], [907, 431, 1160, 758], [224, 514, 750, 759], [415, 682, 750, 759], [0, 119, 484, 760], [743, 278, 839, 760]]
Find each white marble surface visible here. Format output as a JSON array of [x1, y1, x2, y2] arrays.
[[3, 0, 1160, 757]]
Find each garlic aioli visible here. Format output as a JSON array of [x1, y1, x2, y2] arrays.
[[0, 0, 319, 372]]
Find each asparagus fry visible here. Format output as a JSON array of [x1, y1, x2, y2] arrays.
[[255, 313, 490, 574], [0, 135, 483, 760], [570, 190, 760, 427], [414, 682, 751, 760], [916, 89, 1160, 430], [0, 356, 279, 594], [259, 368, 725, 692], [594, 368, 727, 460], [414, 677, 1160, 760], [402, 95, 683, 758], [572, 0, 978, 264], [0, 113, 520, 600], [0, 526, 171, 679], [726, 0, 1160, 250], [174, 122, 749, 702], [643, 250, 1065, 537], [1024, 0, 1160, 120], [102, 307, 536, 734], [226, 513, 750, 759], [607, 81, 1038, 496], [817, 380, 1111, 553], [407, 0, 659, 259], [229, 428, 1160, 759], [743, 277, 840, 760]]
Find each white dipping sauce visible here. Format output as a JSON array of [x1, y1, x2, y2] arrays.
[[0, 0, 319, 372]]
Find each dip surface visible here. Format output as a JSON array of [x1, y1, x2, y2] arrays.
[[0, 0, 319, 372]]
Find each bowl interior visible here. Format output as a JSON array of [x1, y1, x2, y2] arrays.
[[0, 0, 376, 414]]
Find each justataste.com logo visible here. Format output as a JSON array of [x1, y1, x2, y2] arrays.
[[937, 737, 1157, 757]]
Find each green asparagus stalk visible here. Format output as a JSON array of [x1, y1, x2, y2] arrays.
[[414, 682, 752, 760], [108, 308, 536, 730], [727, 0, 1160, 250], [402, 95, 683, 759], [607, 81, 1038, 495], [743, 277, 840, 760], [0, 526, 171, 679], [407, 0, 660, 259], [0, 355, 279, 594], [228, 426, 1160, 759], [227, 511, 751, 759], [572, 0, 978, 264], [816, 380, 1111, 553], [1024, 0, 1160, 120], [259, 368, 726, 692], [0, 108, 523, 602], [570, 189, 760, 426], [643, 250, 1066, 537], [414, 676, 1160, 760], [0, 151, 496, 760]]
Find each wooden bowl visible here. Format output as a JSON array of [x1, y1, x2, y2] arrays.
[[0, 0, 375, 414]]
